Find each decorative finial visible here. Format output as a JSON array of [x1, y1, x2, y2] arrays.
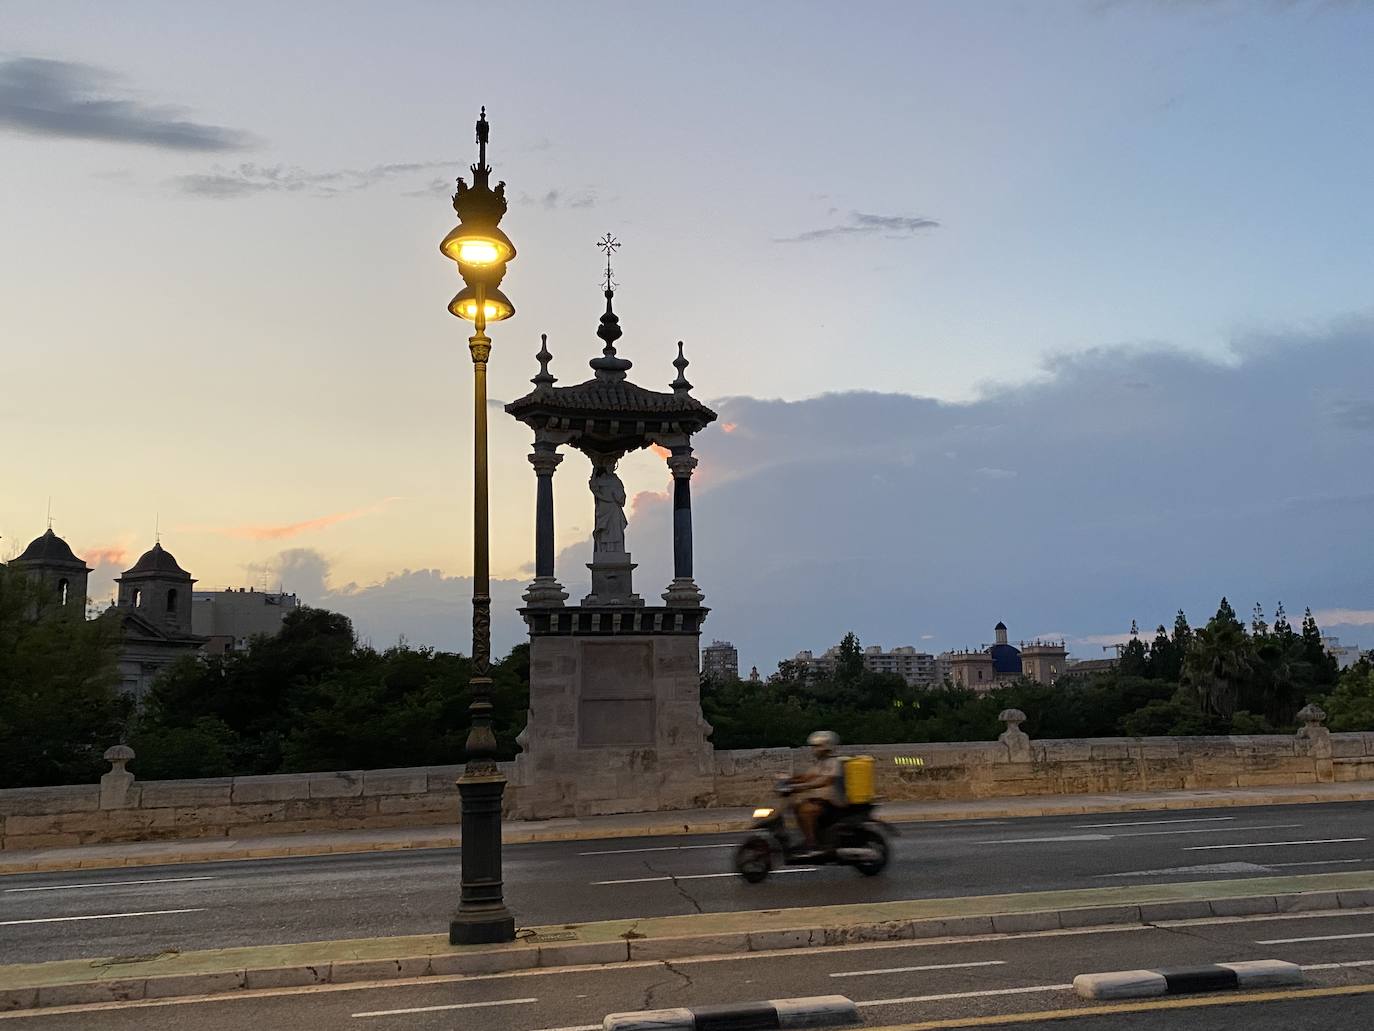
[[671, 341, 693, 396], [46, 496, 52, 531], [155, 513, 161, 545], [597, 233, 620, 293], [590, 234, 632, 382], [532, 333, 557, 392]]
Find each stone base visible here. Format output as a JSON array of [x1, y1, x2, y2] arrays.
[[662, 577, 705, 607], [509, 630, 715, 819], [583, 553, 643, 607], [523, 577, 568, 607]]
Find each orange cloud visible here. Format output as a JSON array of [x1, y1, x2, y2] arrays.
[[81, 546, 128, 567], [207, 498, 402, 541], [649, 443, 670, 459], [721, 422, 738, 433]]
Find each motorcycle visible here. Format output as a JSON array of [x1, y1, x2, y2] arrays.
[[734, 776, 896, 882]]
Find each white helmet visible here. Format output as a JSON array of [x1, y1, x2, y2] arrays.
[[807, 730, 839, 754]]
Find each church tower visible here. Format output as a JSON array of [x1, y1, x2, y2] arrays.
[[116, 543, 196, 635], [9, 528, 91, 618]]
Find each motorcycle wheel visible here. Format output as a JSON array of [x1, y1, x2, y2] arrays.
[[855, 830, 889, 877], [735, 836, 773, 883]]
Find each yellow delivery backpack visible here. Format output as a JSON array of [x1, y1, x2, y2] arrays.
[[842, 755, 876, 805]]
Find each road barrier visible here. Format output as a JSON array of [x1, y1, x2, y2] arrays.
[[603, 995, 860, 1030], [1074, 960, 1303, 999]]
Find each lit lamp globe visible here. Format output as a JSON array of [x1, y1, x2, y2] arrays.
[[448, 284, 515, 323], [439, 224, 516, 269]]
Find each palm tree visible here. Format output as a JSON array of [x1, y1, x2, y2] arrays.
[[1182, 598, 1254, 720]]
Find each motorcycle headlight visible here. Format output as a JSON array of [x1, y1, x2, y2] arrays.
[[753, 807, 774, 819]]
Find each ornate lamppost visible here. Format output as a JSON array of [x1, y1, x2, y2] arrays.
[[439, 107, 517, 945]]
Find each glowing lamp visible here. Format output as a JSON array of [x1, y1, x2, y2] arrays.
[[440, 224, 516, 267], [448, 284, 515, 322]]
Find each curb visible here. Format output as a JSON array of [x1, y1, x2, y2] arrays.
[[604, 995, 860, 1030], [1074, 960, 1303, 1000], [3, 878, 1371, 1013]]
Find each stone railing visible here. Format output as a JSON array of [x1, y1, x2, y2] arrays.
[[1, 705, 1366, 851]]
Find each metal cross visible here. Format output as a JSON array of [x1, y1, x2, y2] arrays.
[[597, 233, 620, 291]]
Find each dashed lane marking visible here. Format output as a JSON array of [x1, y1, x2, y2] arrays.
[[592, 869, 816, 885], [1075, 817, 1236, 828], [832, 960, 1006, 978], [0, 908, 204, 926], [1186, 837, 1366, 851], [352, 997, 537, 1017], [4, 876, 215, 893], [579, 844, 734, 857]]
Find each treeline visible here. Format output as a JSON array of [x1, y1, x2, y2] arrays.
[[703, 600, 1357, 749]]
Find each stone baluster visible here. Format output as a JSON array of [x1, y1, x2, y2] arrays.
[[998, 709, 1032, 763], [523, 442, 568, 606], [100, 745, 136, 809], [1295, 703, 1335, 782], [662, 446, 704, 606]]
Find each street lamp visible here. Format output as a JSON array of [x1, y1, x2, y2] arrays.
[[440, 106, 517, 946]]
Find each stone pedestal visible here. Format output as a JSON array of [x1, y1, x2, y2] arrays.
[[583, 554, 643, 608], [508, 606, 715, 818]]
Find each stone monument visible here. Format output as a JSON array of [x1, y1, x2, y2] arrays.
[[503, 244, 717, 817]]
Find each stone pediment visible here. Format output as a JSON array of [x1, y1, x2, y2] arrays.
[[115, 609, 205, 648]]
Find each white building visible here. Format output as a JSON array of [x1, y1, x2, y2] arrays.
[[1324, 635, 1366, 671], [789, 643, 938, 688], [192, 587, 300, 655]]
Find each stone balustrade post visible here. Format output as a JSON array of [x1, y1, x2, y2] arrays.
[[523, 442, 568, 606], [1295, 704, 1335, 782], [662, 446, 704, 606], [998, 709, 1033, 763], [100, 745, 136, 809]]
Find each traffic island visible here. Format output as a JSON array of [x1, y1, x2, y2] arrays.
[[3, 871, 1374, 1012], [1074, 960, 1303, 999]]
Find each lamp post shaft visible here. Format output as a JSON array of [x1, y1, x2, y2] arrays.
[[452, 280, 516, 945]]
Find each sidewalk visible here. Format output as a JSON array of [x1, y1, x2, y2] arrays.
[[3, 781, 1373, 876], [4, 869, 1374, 1011]]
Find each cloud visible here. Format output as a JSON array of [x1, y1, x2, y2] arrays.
[[261, 548, 528, 655], [974, 467, 1018, 480], [174, 160, 454, 199], [777, 211, 940, 244], [1328, 399, 1374, 432], [521, 188, 598, 210], [193, 498, 401, 541], [1313, 609, 1374, 628], [0, 57, 252, 151], [79, 545, 128, 568]]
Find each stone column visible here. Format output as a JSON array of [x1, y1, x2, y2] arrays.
[[662, 446, 704, 606], [523, 443, 568, 606]]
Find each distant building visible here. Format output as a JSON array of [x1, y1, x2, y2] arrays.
[[193, 587, 300, 655], [787, 643, 938, 688], [7, 528, 90, 619], [1324, 636, 1365, 670], [702, 640, 740, 680], [1064, 657, 1118, 678], [747, 665, 762, 684], [944, 621, 1067, 693]]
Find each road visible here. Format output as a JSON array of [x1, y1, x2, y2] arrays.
[[6, 904, 1374, 1028], [2, 801, 1373, 964]]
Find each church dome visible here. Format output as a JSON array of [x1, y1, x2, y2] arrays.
[[125, 543, 190, 578], [989, 642, 1023, 674], [15, 529, 87, 568]]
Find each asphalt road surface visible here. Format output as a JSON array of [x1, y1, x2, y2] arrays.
[[3, 801, 1373, 964], [6, 906, 1374, 1029]]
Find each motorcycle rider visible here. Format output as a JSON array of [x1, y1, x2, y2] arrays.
[[789, 730, 846, 856]]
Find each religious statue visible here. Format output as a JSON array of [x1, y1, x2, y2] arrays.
[[589, 463, 628, 553]]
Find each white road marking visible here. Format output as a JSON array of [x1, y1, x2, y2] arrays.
[[1076, 817, 1236, 828], [0, 908, 204, 926], [352, 997, 536, 1017], [593, 869, 816, 885], [832, 960, 1006, 978], [1257, 931, 1374, 945], [1269, 859, 1370, 868], [1185, 838, 1366, 851], [527, 1025, 601, 1031], [1304, 960, 1374, 970], [579, 844, 734, 857], [1102, 862, 1271, 878], [859, 984, 1074, 1006], [982, 835, 1112, 844], [4, 876, 215, 893], [1116, 824, 1301, 838]]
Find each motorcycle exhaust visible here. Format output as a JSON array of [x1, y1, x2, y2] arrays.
[[836, 847, 881, 862]]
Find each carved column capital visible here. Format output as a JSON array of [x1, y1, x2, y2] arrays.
[[528, 447, 564, 477], [666, 451, 698, 479]]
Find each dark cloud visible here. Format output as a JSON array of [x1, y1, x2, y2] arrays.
[[777, 211, 940, 243], [0, 57, 251, 151], [174, 160, 452, 199], [518, 188, 598, 210]]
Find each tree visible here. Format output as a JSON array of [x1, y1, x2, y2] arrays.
[[1251, 603, 1269, 639], [1119, 621, 1149, 677], [1300, 608, 1339, 687], [1182, 597, 1254, 719], [0, 566, 129, 787], [1321, 659, 1374, 732], [835, 632, 865, 684], [1146, 624, 1177, 681]]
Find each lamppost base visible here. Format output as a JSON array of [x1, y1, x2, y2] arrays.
[[449, 910, 516, 945]]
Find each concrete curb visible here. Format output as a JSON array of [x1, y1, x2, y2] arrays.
[[1074, 960, 1303, 1000], [2, 877, 1372, 1013], [603, 996, 860, 1030], [7, 785, 1374, 875]]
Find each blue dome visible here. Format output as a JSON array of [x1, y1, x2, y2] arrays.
[[989, 642, 1022, 674]]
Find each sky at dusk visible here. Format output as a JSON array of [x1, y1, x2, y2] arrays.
[[2, 1, 1371, 673]]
